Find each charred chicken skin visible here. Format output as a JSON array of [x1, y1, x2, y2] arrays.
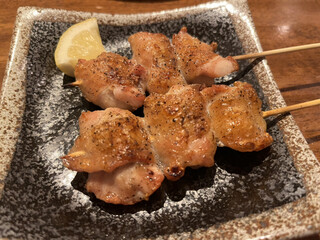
[[201, 82, 273, 152], [74, 52, 146, 111], [61, 108, 164, 205], [129, 32, 186, 94], [61, 108, 154, 173], [144, 85, 216, 181], [172, 27, 239, 85]]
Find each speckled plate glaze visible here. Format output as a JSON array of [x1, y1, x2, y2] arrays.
[[1, 1, 320, 239]]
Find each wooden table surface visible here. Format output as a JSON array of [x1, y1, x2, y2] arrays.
[[0, 1, 320, 239], [1, 3, 320, 154]]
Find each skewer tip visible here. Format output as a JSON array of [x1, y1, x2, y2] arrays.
[[63, 80, 82, 87], [61, 151, 86, 160]]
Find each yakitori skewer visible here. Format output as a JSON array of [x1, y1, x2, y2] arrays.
[[262, 98, 320, 118], [64, 98, 320, 161], [233, 42, 320, 60]]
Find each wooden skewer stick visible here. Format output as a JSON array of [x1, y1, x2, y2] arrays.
[[62, 80, 82, 87], [233, 43, 320, 60], [61, 151, 86, 159], [263, 98, 320, 118]]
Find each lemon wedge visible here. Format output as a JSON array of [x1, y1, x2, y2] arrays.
[[54, 18, 106, 77]]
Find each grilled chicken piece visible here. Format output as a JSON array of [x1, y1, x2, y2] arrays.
[[202, 81, 273, 152], [74, 52, 146, 110], [128, 32, 186, 94], [61, 108, 154, 173], [62, 108, 164, 205], [144, 85, 216, 181], [172, 27, 239, 85], [86, 163, 164, 205]]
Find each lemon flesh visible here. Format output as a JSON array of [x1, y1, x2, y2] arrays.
[[54, 18, 106, 77]]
